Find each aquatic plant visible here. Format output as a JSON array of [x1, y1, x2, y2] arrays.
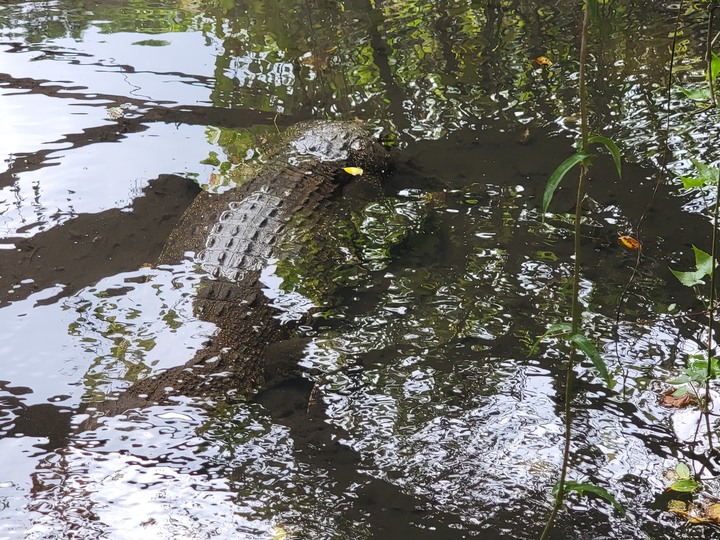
[[539, 1, 623, 537]]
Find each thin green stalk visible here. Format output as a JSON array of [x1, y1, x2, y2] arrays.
[[539, 4, 591, 539], [705, 3, 718, 453], [706, 2, 717, 107]]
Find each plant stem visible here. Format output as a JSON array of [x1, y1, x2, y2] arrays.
[[705, 1, 718, 455], [540, 3, 591, 539], [706, 2, 717, 107]]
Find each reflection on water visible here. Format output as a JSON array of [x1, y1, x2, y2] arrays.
[[2, 0, 720, 538]]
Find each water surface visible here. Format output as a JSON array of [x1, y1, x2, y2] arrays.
[[2, 1, 720, 539]]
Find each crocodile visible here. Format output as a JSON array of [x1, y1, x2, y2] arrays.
[[89, 120, 391, 414]]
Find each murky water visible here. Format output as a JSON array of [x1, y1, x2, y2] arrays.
[[3, 0, 720, 538]]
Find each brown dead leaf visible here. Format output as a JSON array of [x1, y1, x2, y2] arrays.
[[425, 191, 446, 209], [661, 388, 696, 408], [517, 127, 532, 144], [706, 504, 720, 523], [668, 500, 710, 524], [619, 235, 641, 250], [299, 52, 329, 71]]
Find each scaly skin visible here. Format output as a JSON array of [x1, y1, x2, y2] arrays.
[[88, 121, 391, 416]]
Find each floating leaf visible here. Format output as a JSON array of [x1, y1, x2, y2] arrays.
[[535, 56, 552, 67], [619, 236, 641, 250], [670, 478, 700, 493], [299, 52, 329, 71], [201, 151, 222, 167], [208, 172, 221, 186], [342, 166, 364, 176], [676, 462, 691, 479], [661, 388, 696, 408], [668, 500, 687, 513], [668, 500, 709, 523], [543, 151, 590, 216], [106, 103, 132, 120], [678, 86, 711, 102], [706, 504, 720, 523]]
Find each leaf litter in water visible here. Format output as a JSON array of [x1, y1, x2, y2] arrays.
[[618, 235, 641, 250], [669, 500, 720, 524], [660, 388, 696, 408]]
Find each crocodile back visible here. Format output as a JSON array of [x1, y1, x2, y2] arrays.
[[159, 121, 389, 279]]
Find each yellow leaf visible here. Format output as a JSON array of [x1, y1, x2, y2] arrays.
[[271, 525, 287, 540], [668, 499, 687, 513], [668, 500, 710, 524], [619, 236, 641, 250], [342, 166, 363, 176], [535, 56, 552, 67], [706, 504, 720, 523]]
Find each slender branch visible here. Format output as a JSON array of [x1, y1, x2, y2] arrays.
[[540, 3, 591, 539], [706, 2, 717, 107], [704, 1, 718, 456], [614, 0, 684, 367]]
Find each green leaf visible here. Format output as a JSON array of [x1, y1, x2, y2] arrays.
[[684, 245, 714, 285], [560, 481, 625, 513], [674, 357, 720, 385], [569, 332, 612, 388], [530, 322, 572, 355], [545, 322, 572, 334], [670, 478, 700, 493], [710, 51, 720, 83], [670, 268, 706, 287], [588, 135, 622, 178], [679, 86, 712, 102], [679, 174, 708, 189], [676, 462, 691, 479], [543, 151, 590, 216], [670, 245, 716, 287], [691, 158, 719, 186], [586, 0, 599, 20]]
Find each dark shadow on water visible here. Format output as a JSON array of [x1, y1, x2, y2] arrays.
[[0, 173, 199, 307], [256, 376, 480, 539]]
